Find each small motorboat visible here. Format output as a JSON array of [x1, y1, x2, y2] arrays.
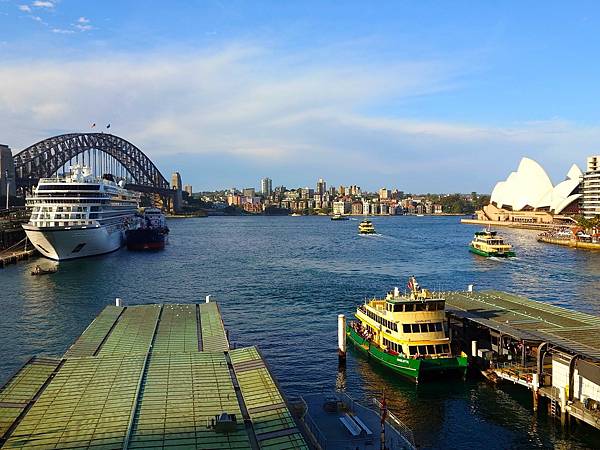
[[31, 265, 58, 276]]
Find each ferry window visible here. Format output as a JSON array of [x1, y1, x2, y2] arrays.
[[90, 213, 98, 219], [392, 323, 397, 332], [404, 304, 415, 312], [443, 344, 450, 353], [416, 303, 426, 312], [428, 323, 436, 332], [409, 346, 417, 355], [439, 301, 445, 310], [411, 324, 419, 333], [418, 345, 427, 354], [427, 345, 435, 354], [435, 323, 442, 332], [403, 324, 410, 333]]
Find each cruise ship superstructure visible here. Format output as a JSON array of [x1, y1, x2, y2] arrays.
[[23, 165, 139, 260]]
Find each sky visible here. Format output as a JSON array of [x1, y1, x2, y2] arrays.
[[1, 1, 600, 193]]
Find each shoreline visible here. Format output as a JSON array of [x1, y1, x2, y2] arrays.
[[460, 218, 557, 231], [538, 235, 600, 250]]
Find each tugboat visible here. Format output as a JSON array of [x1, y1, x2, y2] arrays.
[[358, 219, 376, 234], [346, 276, 468, 382], [331, 214, 349, 221], [125, 208, 169, 250], [469, 229, 515, 257], [31, 265, 57, 276]]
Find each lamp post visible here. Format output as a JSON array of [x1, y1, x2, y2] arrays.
[[4, 169, 8, 210]]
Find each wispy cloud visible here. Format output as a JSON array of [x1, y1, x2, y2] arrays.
[[0, 45, 597, 191], [74, 16, 92, 31], [18, 4, 31, 12], [32, 1, 54, 8], [51, 28, 74, 34]]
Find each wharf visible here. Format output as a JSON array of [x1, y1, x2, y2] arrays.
[[0, 249, 36, 268], [460, 218, 555, 231], [538, 236, 600, 250], [444, 290, 600, 430], [0, 301, 308, 449]]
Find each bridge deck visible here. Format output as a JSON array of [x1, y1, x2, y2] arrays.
[[444, 290, 600, 361], [0, 303, 307, 449]]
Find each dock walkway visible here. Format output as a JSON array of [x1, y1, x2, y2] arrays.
[[0, 302, 308, 449]]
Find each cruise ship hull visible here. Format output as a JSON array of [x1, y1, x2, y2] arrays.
[[23, 224, 125, 261]]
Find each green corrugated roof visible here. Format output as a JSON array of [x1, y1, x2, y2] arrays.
[[0, 303, 307, 449]]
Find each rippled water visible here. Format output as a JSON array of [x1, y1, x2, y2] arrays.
[[2, 216, 600, 449]]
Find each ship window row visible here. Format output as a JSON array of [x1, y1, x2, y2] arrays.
[[32, 206, 96, 213], [402, 322, 443, 333], [386, 301, 445, 312], [408, 344, 449, 356], [37, 184, 100, 191], [363, 308, 398, 331], [35, 192, 106, 198], [28, 199, 108, 204], [33, 221, 95, 227], [382, 338, 403, 354]]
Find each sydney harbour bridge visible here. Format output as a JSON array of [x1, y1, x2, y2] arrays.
[[1, 133, 179, 211]]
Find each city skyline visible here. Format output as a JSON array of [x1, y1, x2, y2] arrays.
[[2, 2, 600, 192]]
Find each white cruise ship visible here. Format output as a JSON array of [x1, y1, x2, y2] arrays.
[[22, 165, 139, 260]]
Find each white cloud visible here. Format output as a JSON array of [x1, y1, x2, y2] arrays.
[[32, 1, 54, 8], [0, 46, 597, 191], [18, 4, 31, 12], [51, 28, 74, 34], [74, 23, 92, 31], [77, 16, 89, 24]]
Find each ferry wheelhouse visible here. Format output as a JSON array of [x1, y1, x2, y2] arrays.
[[22, 165, 139, 260], [469, 229, 515, 257], [346, 277, 467, 382]]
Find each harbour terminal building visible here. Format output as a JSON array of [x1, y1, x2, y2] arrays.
[[478, 156, 600, 224]]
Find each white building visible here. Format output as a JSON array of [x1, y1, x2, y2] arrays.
[[581, 156, 600, 218], [261, 177, 272, 197], [332, 201, 350, 215], [489, 157, 581, 215]]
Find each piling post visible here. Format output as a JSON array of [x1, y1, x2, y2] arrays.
[[532, 373, 540, 411], [559, 386, 567, 426], [338, 314, 346, 365], [115, 298, 123, 307], [471, 340, 478, 358], [205, 295, 211, 303]]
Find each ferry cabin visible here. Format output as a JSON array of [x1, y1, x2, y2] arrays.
[[356, 291, 451, 359]]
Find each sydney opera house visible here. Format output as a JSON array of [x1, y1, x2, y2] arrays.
[[478, 157, 590, 225]]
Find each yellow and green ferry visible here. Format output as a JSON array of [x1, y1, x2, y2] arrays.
[[358, 219, 376, 234], [469, 229, 515, 257], [346, 277, 468, 382]]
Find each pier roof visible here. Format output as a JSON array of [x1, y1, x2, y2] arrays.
[[0, 303, 307, 449], [445, 290, 600, 362]]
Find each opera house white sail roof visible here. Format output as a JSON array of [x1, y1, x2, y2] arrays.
[[490, 157, 582, 214]]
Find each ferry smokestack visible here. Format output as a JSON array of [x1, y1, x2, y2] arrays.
[[338, 314, 346, 364]]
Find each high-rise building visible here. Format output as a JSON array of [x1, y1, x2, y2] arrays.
[[261, 177, 273, 196], [171, 172, 182, 190], [183, 184, 193, 196], [379, 188, 391, 200], [0, 144, 15, 199], [339, 185, 346, 196], [581, 156, 600, 218], [316, 178, 326, 196], [243, 188, 256, 198]]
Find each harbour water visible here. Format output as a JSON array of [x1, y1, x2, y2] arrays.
[[2, 216, 600, 449]]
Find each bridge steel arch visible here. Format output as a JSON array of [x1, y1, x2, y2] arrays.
[[13, 133, 170, 193]]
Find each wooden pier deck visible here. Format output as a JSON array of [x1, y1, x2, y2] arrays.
[[0, 302, 308, 449]]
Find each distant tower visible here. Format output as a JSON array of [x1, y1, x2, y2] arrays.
[[171, 171, 182, 213], [261, 177, 272, 196], [0, 144, 16, 202], [171, 172, 182, 190], [316, 178, 326, 196]]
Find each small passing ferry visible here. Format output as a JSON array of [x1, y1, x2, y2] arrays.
[[346, 277, 467, 382], [331, 214, 349, 221], [358, 219, 376, 234], [469, 229, 515, 257]]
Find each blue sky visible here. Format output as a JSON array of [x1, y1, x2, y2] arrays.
[[1, 1, 600, 192]]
